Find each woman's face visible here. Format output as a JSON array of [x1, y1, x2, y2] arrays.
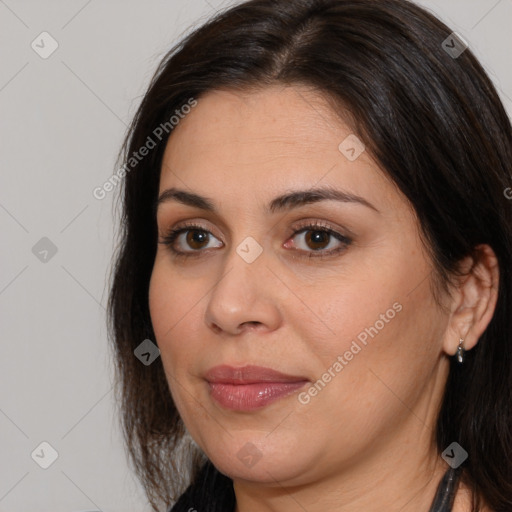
[[149, 84, 452, 486]]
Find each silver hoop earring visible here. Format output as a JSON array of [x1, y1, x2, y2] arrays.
[[456, 337, 465, 364]]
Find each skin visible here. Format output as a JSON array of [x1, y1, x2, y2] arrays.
[[148, 84, 499, 512]]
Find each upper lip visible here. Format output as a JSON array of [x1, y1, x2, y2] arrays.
[[204, 364, 309, 384]]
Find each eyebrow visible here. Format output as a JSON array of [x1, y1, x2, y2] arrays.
[[156, 186, 380, 214]]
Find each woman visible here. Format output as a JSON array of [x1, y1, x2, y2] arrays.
[[107, 1, 512, 511]]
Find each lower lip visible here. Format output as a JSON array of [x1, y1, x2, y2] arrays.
[[207, 381, 308, 411]]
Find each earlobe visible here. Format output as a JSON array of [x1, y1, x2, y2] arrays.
[[455, 337, 465, 363], [442, 244, 500, 358]]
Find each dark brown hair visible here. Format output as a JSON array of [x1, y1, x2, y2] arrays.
[[107, 1, 512, 510]]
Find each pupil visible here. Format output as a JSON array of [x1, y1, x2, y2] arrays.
[[308, 230, 328, 249], [188, 230, 208, 248]]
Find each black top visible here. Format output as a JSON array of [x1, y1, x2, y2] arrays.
[[429, 466, 463, 512], [169, 460, 236, 512], [169, 461, 462, 512]]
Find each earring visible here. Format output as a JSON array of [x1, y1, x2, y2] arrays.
[[456, 338, 465, 364]]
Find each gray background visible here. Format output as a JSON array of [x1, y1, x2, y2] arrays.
[[0, 0, 510, 511]]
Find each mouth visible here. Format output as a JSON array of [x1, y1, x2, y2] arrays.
[[204, 364, 309, 411]]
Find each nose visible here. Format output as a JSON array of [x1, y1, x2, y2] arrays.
[[204, 243, 283, 336]]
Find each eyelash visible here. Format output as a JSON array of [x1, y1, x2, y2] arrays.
[[158, 220, 352, 260]]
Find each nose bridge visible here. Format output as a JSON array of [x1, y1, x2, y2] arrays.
[[215, 230, 269, 304], [204, 230, 279, 333]]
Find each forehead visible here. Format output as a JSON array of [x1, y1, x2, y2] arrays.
[[158, 85, 402, 216], [165, 85, 348, 157]]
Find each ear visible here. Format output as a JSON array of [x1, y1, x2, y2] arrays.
[[442, 244, 500, 357]]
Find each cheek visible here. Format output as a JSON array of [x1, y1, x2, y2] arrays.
[[148, 264, 199, 417], [303, 255, 441, 400], [306, 274, 402, 359], [148, 262, 173, 339], [290, 293, 434, 455], [148, 259, 207, 369]]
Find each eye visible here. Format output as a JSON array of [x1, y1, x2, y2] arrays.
[[159, 223, 222, 257], [158, 220, 352, 259], [284, 221, 352, 259]]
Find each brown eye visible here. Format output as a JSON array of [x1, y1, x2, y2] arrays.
[[287, 225, 351, 258], [303, 230, 331, 251], [185, 230, 210, 250], [160, 222, 351, 260], [160, 225, 223, 256]]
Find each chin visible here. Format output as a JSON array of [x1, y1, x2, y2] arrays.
[[203, 435, 317, 485]]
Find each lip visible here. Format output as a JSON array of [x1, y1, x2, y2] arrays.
[[204, 365, 309, 411], [204, 364, 308, 384]]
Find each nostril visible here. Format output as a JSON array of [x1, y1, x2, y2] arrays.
[[242, 321, 262, 328]]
